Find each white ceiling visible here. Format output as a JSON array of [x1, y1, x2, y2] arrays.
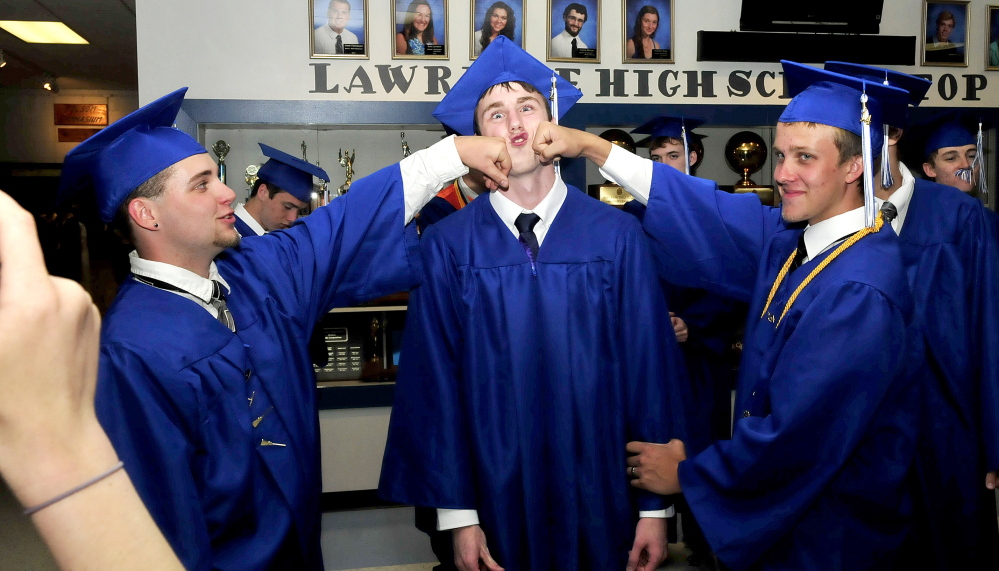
[[0, 0, 137, 90]]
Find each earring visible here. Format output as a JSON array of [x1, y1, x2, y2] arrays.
[[154, 223, 159, 228]]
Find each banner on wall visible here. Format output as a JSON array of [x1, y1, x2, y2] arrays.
[[307, 62, 993, 106]]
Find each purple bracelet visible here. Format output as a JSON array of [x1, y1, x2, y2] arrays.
[[23, 461, 125, 516]]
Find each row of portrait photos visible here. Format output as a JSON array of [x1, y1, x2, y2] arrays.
[[312, 0, 999, 70], [310, 0, 675, 63]]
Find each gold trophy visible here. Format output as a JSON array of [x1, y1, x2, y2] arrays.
[[724, 131, 776, 205], [244, 164, 259, 199], [588, 129, 636, 207], [211, 140, 230, 184], [337, 149, 355, 196]]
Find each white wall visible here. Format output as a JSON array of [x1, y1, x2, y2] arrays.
[[136, 0, 999, 107], [0, 89, 138, 163]]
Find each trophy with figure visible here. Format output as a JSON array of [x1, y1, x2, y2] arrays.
[[337, 149, 355, 196]]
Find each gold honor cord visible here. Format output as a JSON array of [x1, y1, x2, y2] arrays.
[[760, 211, 885, 327]]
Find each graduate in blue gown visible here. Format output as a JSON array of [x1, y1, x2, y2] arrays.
[[626, 116, 746, 565], [57, 88, 512, 571], [232, 143, 325, 237], [821, 70, 999, 568], [627, 116, 747, 453], [534, 61, 923, 570], [379, 37, 684, 571]]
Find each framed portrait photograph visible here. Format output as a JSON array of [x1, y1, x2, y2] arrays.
[[622, 0, 672, 62], [310, 0, 368, 58], [470, 0, 525, 59], [393, 0, 448, 59], [547, 0, 599, 62], [987, 5, 999, 70], [922, 1, 970, 67]]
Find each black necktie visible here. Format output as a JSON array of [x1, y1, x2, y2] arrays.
[[210, 280, 237, 332], [571, 38, 578, 58], [515, 213, 541, 264], [881, 201, 898, 226], [335, 34, 343, 54], [789, 232, 808, 272]]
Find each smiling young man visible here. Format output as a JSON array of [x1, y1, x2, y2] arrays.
[[918, 111, 984, 194], [533, 62, 922, 570], [379, 37, 684, 571], [233, 144, 323, 237], [57, 87, 510, 571]]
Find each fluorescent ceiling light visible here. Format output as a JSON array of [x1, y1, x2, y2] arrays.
[[0, 21, 88, 44]]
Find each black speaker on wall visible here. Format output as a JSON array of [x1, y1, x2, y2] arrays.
[[740, 1, 886, 34], [699, 0, 913, 65]]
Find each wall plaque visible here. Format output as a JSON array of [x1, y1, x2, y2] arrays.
[[54, 104, 108, 126]]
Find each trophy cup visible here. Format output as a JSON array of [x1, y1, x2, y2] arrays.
[[337, 149, 355, 196], [724, 131, 776, 205], [400, 132, 411, 158], [588, 129, 636, 207], [244, 164, 259, 200], [211, 140, 230, 184]]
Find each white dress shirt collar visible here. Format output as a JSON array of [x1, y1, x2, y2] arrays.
[[801, 206, 868, 262], [456, 176, 481, 203], [129, 250, 231, 303], [489, 175, 567, 247], [234, 203, 266, 236]]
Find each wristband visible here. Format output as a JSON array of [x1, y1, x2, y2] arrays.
[[23, 461, 125, 516]]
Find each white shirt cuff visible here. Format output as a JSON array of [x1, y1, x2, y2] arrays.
[[400, 134, 469, 224], [598, 144, 653, 205], [437, 508, 480, 531], [639, 507, 674, 518]]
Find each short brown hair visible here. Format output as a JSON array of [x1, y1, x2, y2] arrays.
[[649, 136, 705, 167], [250, 179, 283, 199], [114, 166, 174, 240]]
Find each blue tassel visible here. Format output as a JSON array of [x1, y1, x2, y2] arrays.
[[880, 124, 893, 190]]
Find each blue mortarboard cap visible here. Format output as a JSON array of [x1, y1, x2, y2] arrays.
[[432, 36, 583, 136], [632, 116, 705, 140], [920, 110, 978, 156], [632, 115, 705, 175], [58, 87, 207, 222], [781, 61, 908, 148], [823, 62, 931, 127], [256, 144, 330, 203], [781, 61, 911, 227]]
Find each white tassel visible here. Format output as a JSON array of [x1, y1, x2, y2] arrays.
[[973, 121, 987, 194], [682, 121, 690, 176], [860, 92, 876, 228], [549, 74, 560, 178], [881, 124, 893, 190]]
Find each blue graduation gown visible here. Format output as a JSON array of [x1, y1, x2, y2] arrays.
[[96, 164, 421, 571], [894, 179, 999, 568], [640, 163, 920, 570], [379, 186, 685, 570], [623, 200, 747, 452], [233, 212, 257, 238]]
